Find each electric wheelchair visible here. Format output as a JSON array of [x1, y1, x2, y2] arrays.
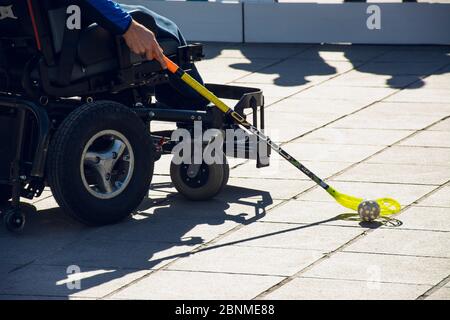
[[0, 0, 269, 232]]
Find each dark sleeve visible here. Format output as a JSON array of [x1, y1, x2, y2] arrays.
[[82, 0, 132, 35]]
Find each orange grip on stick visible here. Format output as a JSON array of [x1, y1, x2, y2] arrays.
[[164, 56, 179, 74]]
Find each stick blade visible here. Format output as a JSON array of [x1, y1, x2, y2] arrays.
[[333, 192, 362, 212], [376, 198, 401, 215], [333, 192, 401, 215]]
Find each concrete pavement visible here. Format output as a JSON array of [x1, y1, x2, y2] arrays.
[[1, 43, 449, 300]]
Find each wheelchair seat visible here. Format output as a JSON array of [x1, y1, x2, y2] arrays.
[[53, 22, 179, 84], [62, 10, 180, 83]]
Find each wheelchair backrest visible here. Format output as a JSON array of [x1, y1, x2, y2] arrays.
[[0, 1, 169, 97], [0, 1, 34, 37], [0, 0, 60, 67]]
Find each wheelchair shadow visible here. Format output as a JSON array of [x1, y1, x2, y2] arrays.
[[0, 183, 273, 300], [202, 42, 450, 90]]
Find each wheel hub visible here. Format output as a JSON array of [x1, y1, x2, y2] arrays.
[[81, 130, 135, 199], [180, 163, 210, 188]]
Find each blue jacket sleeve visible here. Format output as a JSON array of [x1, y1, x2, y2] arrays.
[[83, 0, 132, 35]]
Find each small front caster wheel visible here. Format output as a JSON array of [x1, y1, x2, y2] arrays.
[[170, 157, 229, 201], [3, 210, 25, 233]]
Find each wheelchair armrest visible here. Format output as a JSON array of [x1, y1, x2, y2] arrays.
[[177, 43, 204, 67]]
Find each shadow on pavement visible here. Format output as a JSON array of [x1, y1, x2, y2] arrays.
[[0, 183, 272, 299], [203, 43, 450, 89]]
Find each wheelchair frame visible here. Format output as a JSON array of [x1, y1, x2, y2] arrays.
[[0, 1, 269, 232]]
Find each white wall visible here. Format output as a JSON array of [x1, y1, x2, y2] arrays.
[[245, 3, 450, 44], [119, 1, 450, 44], [120, 1, 243, 42]]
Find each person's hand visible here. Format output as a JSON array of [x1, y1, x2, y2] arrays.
[[123, 19, 167, 69]]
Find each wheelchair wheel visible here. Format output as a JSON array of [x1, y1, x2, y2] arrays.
[[47, 101, 154, 226], [170, 155, 229, 201], [0, 185, 12, 206], [3, 209, 25, 233]]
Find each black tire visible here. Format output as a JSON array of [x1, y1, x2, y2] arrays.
[[3, 209, 25, 233], [47, 101, 154, 226], [0, 185, 12, 206], [170, 156, 228, 201]]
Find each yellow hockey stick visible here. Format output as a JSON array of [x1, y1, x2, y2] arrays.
[[164, 57, 401, 215]]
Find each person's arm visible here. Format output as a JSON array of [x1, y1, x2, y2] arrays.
[[82, 0, 166, 67], [83, 0, 132, 35]]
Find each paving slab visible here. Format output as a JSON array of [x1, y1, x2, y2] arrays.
[[218, 178, 314, 201], [373, 49, 450, 63], [265, 96, 365, 115], [385, 88, 450, 104], [275, 142, 383, 164], [395, 206, 450, 232], [214, 222, 363, 252], [260, 200, 366, 227], [148, 197, 280, 222], [291, 44, 389, 62], [355, 61, 448, 76], [263, 111, 339, 142], [263, 277, 430, 300], [418, 186, 450, 208], [197, 57, 278, 84], [0, 264, 20, 284], [303, 252, 450, 285], [236, 60, 354, 87], [366, 146, 450, 167], [38, 238, 198, 270], [428, 118, 450, 131], [230, 82, 305, 99], [330, 113, 444, 131], [0, 217, 89, 265], [323, 71, 418, 88], [344, 229, 450, 258], [426, 287, 450, 300], [230, 159, 351, 181], [367, 101, 450, 116], [167, 245, 323, 277], [110, 270, 283, 300], [329, 102, 448, 130], [421, 70, 450, 89], [201, 42, 238, 59], [292, 86, 397, 104], [0, 264, 149, 299], [87, 217, 239, 245], [399, 130, 450, 148], [335, 162, 450, 185], [297, 127, 412, 146], [263, 95, 286, 107]]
